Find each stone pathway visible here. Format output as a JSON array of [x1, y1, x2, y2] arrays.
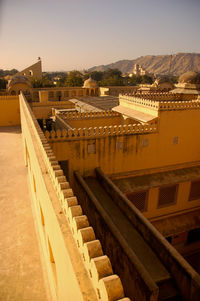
[[0, 126, 51, 301]]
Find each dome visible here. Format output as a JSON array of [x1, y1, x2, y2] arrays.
[[7, 75, 32, 90], [83, 77, 98, 89], [178, 71, 200, 85]]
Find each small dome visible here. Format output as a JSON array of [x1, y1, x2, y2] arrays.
[[179, 71, 200, 85], [83, 77, 98, 88], [7, 75, 32, 89]]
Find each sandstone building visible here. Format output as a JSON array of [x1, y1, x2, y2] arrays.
[[1, 63, 200, 301]]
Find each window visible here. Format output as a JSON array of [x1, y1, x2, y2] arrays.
[[87, 143, 96, 154], [187, 228, 200, 244], [126, 190, 147, 212], [64, 91, 69, 97], [48, 91, 54, 99], [189, 180, 200, 201], [158, 185, 177, 208]]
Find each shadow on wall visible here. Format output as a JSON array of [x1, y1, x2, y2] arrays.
[[0, 125, 21, 134]]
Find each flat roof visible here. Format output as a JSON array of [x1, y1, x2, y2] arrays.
[[112, 105, 157, 123], [112, 165, 200, 193]]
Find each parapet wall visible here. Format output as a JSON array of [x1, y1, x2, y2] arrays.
[[45, 122, 158, 141], [95, 168, 200, 301], [55, 110, 120, 120], [119, 94, 200, 111], [122, 92, 198, 101], [100, 86, 138, 96], [20, 93, 130, 301]]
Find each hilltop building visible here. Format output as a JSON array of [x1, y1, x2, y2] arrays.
[[1, 62, 200, 301], [129, 63, 149, 77]]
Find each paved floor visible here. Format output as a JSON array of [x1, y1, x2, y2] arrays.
[[0, 126, 51, 301]]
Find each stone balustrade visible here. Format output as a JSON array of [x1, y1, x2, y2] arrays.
[[58, 110, 120, 120], [119, 94, 200, 111], [45, 122, 158, 141]]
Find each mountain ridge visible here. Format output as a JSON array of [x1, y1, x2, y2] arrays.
[[88, 53, 200, 76]]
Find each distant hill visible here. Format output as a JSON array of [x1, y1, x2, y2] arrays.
[[88, 53, 200, 76]]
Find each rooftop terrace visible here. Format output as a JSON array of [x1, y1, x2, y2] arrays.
[[0, 126, 51, 301]]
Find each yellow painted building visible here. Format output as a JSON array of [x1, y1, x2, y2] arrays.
[[1, 70, 200, 301]]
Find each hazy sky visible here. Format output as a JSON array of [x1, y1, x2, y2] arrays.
[[0, 0, 200, 71]]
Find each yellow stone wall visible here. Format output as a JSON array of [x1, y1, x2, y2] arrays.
[[145, 181, 200, 220], [20, 95, 96, 301], [46, 104, 200, 195], [30, 92, 75, 119], [66, 116, 123, 128], [19, 93, 128, 301], [0, 96, 20, 126]]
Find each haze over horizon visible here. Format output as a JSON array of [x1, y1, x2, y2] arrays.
[[0, 0, 200, 72]]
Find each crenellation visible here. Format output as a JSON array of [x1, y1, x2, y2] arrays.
[[120, 93, 200, 111], [45, 122, 158, 141], [59, 110, 120, 121]]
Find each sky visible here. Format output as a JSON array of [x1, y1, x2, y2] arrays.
[[0, 0, 200, 71]]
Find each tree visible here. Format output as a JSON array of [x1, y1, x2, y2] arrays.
[[56, 78, 65, 87], [100, 75, 124, 86], [141, 75, 153, 84], [103, 68, 122, 79], [84, 71, 104, 82], [65, 71, 83, 87], [0, 79, 7, 89], [30, 76, 54, 88]]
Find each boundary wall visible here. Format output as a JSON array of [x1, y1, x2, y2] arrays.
[[45, 123, 157, 140], [26, 87, 99, 103], [0, 95, 20, 126], [95, 168, 200, 301], [19, 93, 130, 301], [74, 171, 159, 301], [121, 92, 198, 101], [55, 110, 120, 120], [119, 95, 200, 110]]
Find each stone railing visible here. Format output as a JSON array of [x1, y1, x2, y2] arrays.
[[159, 100, 200, 110], [45, 123, 158, 141], [119, 94, 160, 109], [122, 92, 183, 101], [20, 92, 130, 301], [57, 110, 120, 120], [119, 94, 200, 111]]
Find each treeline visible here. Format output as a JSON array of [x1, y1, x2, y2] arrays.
[[0, 69, 18, 77], [31, 69, 154, 88], [1, 68, 177, 89]]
